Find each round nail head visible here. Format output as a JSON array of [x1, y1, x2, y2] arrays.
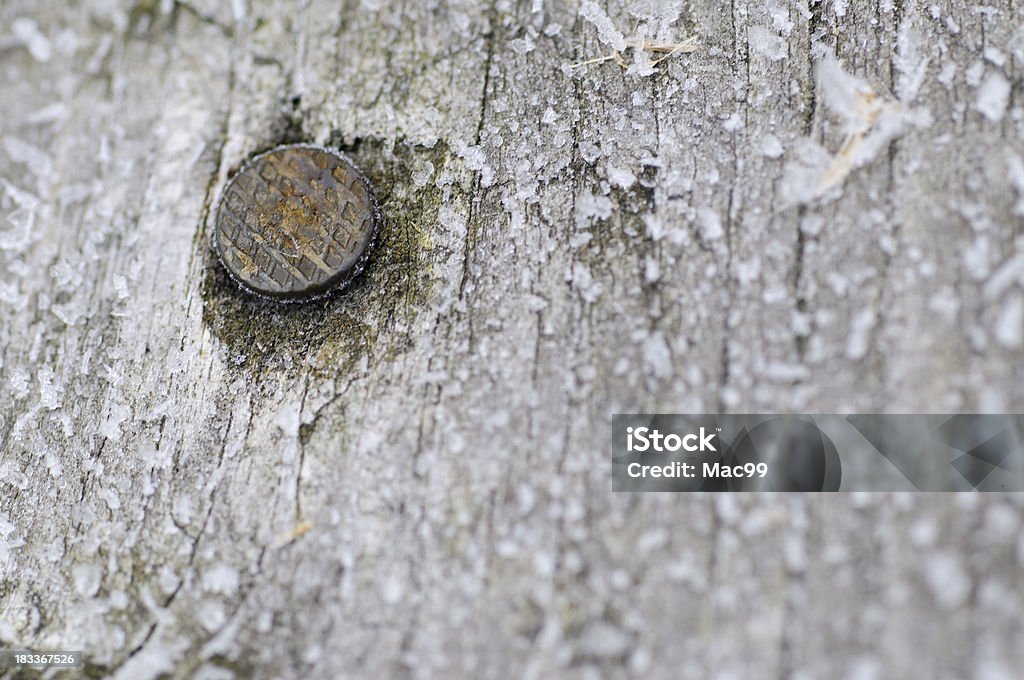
[[213, 143, 380, 301]]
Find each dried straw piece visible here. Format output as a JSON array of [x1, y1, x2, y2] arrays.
[[571, 35, 699, 70]]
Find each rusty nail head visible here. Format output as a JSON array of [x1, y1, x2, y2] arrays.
[[213, 143, 380, 302]]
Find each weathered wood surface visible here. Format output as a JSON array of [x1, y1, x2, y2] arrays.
[[1, 0, 1023, 677]]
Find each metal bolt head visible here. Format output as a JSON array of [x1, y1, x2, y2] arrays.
[[213, 143, 380, 301]]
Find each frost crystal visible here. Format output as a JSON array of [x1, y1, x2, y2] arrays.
[[3, 137, 53, 178], [895, 22, 930, 101], [768, 3, 794, 34], [975, 73, 1010, 122], [100, 402, 131, 441], [626, 0, 685, 34], [760, 134, 784, 159], [697, 207, 724, 241], [37, 365, 64, 410], [924, 553, 971, 609], [509, 35, 535, 55], [0, 182, 38, 253], [748, 26, 786, 61], [577, 620, 631, 658], [202, 564, 240, 596], [0, 514, 17, 538], [817, 55, 878, 131], [575, 191, 614, 228], [607, 165, 636, 189], [113, 273, 130, 300], [993, 295, 1024, 349], [1008, 154, 1024, 216], [570, 263, 602, 303], [11, 18, 52, 62], [579, 2, 627, 52], [453, 141, 494, 187], [643, 332, 672, 378], [846, 308, 876, 360], [410, 160, 434, 188], [72, 563, 102, 598]]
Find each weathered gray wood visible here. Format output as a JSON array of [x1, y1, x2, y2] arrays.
[[1, 0, 1022, 677]]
